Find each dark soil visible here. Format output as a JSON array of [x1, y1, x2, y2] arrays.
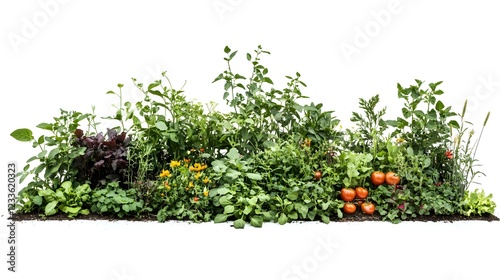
[[8, 211, 500, 223]]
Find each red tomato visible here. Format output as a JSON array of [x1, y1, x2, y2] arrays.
[[343, 203, 357, 214], [361, 202, 376, 215], [385, 172, 401, 185], [355, 187, 369, 199], [340, 188, 356, 202], [371, 171, 385, 186]]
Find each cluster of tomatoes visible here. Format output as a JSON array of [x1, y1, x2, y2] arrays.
[[340, 171, 401, 215]]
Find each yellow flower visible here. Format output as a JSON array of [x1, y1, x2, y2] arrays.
[[188, 181, 194, 188], [164, 181, 171, 190], [203, 177, 210, 184], [159, 169, 172, 178], [170, 160, 181, 168], [189, 163, 208, 172], [395, 138, 405, 143], [195, 172, 201, 180], [203, 187, 209, 197]]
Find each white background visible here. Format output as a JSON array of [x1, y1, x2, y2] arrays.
[[1, 1, 499, 279]]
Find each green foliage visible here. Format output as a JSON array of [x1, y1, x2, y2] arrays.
[[155, 158, 213, 223], [213, 45, 342, 156], [17, 181, 91, 218], [12, 109, 91, 195], [90, 181, 143, 218], [10, 47, 495, 227], [460, 189, 496, 216]]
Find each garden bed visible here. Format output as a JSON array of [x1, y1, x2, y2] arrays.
[[8, 46, 497, 228], [10, 212, 499, 223]]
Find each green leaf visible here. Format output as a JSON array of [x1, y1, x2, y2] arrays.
[[155, 121, 168, 131], [233, 219, 246, 229], [10, 128, 34, 142], [226, 148, 240, 160], [278, 213, 288, 225], [246, 173, 262, 180], [321, 215, 330, 224], [243, 205, 253, 215], [33, 196, 43, 205], [435, 100, 444, 111], [250, 216, 263, 228], [45, 201, 58, 216], [224, 46, 231, 54], [224, 205, 235, 214], [122, 204, 130, 212], [60, 206, 81, 214], [47, 148, 60, 160], [36, 123, 53, 130], [214, 213, 228, 223]]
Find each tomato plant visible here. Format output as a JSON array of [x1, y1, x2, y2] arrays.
[[385, 172, 400, 185], [355, 187, 368, 199], [361, 202, 375, 215], [343, 203, 356, 214], [340, 188, 356, 202], [371, 171, 385, 186]]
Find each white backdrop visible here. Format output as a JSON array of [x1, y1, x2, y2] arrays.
[[1, 1, 499, 279]]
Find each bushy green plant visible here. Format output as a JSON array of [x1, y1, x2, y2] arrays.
[[16, 181, 91, 218], [460, 189, 496, 216], [155, 157, 214, 223], [90, 181, 143, 218], [252, 138, 343, 225]]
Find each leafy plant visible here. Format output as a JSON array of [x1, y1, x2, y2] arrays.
[[72, 128, 131, 189], [18, 181, 91, 218], [90, 181, 143, 218], [460, 189, 496, 216], [155, 157, 214, 223], [209, 148, 269, 228], [10, 109, 90, 194], [334, 151, 373, 188]]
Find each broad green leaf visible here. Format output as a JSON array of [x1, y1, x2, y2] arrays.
[[224, 205, 235, 214], [233, 219, 246, 229], [226, 148, 240, 160], [214, 213, 228, 223], [321, 215, 330, 224], [47, 148, 60, 160], [217, 187, 230, 195], [32, 196, 43, 205], [10, 128, 34, 142], [45, 201, 58, 216], [122, 204, 130, 212], [36, 123, 53, 130], [61, 206, 81, 214], [250, 216, 263, 228], [38, 189, 55, 198], [246, 173, 262, 180], [278, 213, 288, 225], [243, 205, 253, 215], [155, 121, 168, 131]]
